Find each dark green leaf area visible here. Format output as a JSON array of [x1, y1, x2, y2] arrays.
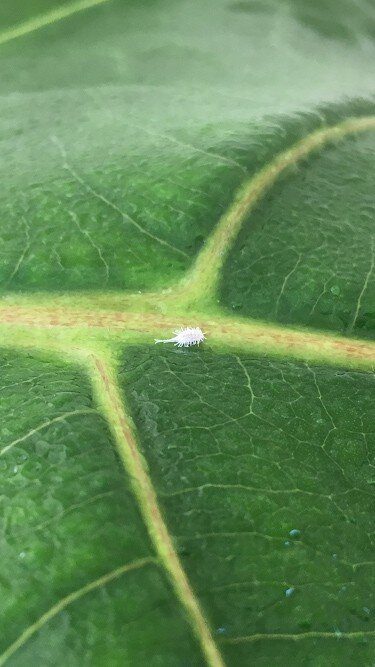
[[0, 349, 201, 666], [121, 346, 375, 665], [0, 91, 373, 295], [221, 131, 375, 339], [0, 0, 72, 32], [0, 128, 244, 293]]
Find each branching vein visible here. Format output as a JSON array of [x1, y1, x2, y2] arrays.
[[52, 136, 188, 259], [0, 557, 155, 667]]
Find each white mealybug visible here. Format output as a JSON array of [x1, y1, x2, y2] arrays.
[[155, 327, 206, 348]]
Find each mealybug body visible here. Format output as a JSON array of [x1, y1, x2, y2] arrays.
[[155, 327, 206, 347]]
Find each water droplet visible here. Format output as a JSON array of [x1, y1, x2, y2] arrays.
[[285, 587, 295, 598], [18, 551, 26, 559], [289, 528, 301, 537], [216, 627, 227, 635], [330, 285, 340, 296], [284, 540, 291, 546]]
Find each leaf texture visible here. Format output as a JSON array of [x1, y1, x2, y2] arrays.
[[0, 1, 374, 666]]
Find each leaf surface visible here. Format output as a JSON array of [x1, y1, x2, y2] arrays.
[[0, 349, 201, 666], [0, 1, 374, 666], [220, 130, 375, 338], [121, 345, 375, 666]]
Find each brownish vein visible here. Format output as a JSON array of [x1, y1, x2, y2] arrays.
[[89, 353, 225, 667], [0, 307, 373, 369], [179, 115, 375, 304]]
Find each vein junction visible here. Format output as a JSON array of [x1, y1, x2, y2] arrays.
[[0, 115, 374, 372], [0, 117, 374, 667]]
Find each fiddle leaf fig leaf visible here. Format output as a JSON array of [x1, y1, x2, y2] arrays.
[[0, 1, 374, 666]]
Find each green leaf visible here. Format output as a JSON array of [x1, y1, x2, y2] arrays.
[[220, 128, 375, 338], [120, 345, 375, 666], [0, 349, 202, 666], [0, 1, 374, 666]]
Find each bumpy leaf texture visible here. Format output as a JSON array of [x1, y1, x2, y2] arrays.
[[0, 1, 374, 666]]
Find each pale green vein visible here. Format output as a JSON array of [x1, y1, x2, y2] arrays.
[[212, 579, 353, 592], [52, 136, 189, 259], [123, 118, 247, 174], [0, 408, 96, 456], [6, 218, 31, 287], [222, 630, 375, 645], [0, 0, 112, 47], [178, 115, 375, 306], [0, 557, 155, 667], [347, 235, 375, 334], [275, 252, 302, 317], [175, 530, 284, 543], [162, 482, 329, 499], [11, 491, 115, 537]]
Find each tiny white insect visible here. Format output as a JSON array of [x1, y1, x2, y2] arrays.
[[155, 327, 206, 348]]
